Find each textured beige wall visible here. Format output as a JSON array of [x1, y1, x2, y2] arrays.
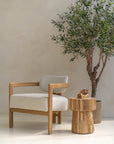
[[0, 0, 114, 117]]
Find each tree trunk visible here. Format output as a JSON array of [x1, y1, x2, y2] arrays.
[[91, 80, 98, 98]]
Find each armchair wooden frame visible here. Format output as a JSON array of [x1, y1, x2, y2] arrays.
[[9, 82, 69, 134]]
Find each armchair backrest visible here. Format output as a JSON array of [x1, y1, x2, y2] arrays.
[[40, 75, 68, 94]]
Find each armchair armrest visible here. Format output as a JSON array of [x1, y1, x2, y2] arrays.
[[49, 83, 69, 89], [9, 82, 39, 99], [48, 83, 69, 111], [48, 83, 69, 130], [9, 82, 39, 87]]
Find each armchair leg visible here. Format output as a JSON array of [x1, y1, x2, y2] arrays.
[[9, 109, 13, 128], [48, 111, 53, 134], [53, 113, 56, 123], [58, 111, 62, 124]]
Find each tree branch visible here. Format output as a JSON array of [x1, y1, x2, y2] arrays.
[[86, 48, 93, 80], [97, 55, 108, 82], [89, 48, 93, 72], [92, 50, 102, 78], [97, 50, 102, 68]]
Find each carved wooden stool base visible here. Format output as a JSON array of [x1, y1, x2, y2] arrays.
[[69, 96, 96, 134], [72, 111, 94, 134]]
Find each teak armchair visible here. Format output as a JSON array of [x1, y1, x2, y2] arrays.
[[9, 75, 69, 134]]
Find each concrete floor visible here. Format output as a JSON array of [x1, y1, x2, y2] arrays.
[[0, 114, 114, 144]]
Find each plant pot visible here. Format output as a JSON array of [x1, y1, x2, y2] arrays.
[[93, 100, 102, 124]]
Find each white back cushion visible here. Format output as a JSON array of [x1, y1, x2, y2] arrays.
[[40, 75, 68, 94]]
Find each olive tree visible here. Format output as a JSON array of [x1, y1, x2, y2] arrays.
[[51, 0, 114, 97]]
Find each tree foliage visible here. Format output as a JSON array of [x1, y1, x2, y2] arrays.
[[51, 0, 114, 97], [51, 0, 114, 61]]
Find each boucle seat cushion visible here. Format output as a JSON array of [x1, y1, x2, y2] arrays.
[[10, 93, 68, 111]]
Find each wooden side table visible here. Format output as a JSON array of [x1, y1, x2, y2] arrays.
[[69, 97, 96, 134]]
